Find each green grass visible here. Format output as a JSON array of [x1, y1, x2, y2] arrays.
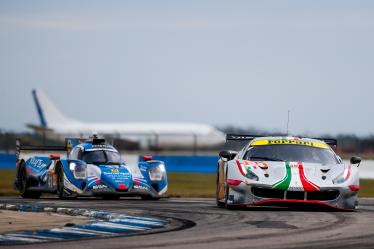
[[167, 173, 216, 197], [0, 169, 17, 196], [358, 179, 374, 197], [1, 169, 374, 198]]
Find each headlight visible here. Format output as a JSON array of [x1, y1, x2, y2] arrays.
[[333, 165, 351, 184], [69, 162, 87, 179], [148, 164, 165, 181]]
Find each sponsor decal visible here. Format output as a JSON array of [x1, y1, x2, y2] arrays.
[[103, 171, 130, 178], [93, 185, 108, 190], [29, 158, 47, 169], [133, 185, 148, 190], [251, 139, 328, 149], [244, 160, 268, 169], [102, 170, 131, 185], [93, 144, 111, 148]]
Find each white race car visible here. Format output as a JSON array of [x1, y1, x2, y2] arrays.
[[216, 135, 361, 210]]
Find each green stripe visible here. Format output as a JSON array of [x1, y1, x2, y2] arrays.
[[273, 161, 291, 190]]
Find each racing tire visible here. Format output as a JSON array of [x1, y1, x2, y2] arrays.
[[224, 182, 234, 210], [223, 166, 235, 210], [216, 163, 225, 208], [18, 163, 41, 199], [141, 195, 160, 200], [56, 165, 72, 199]]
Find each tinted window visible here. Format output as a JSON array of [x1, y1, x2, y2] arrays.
[[69, 147, 80, 160], [243, 145, 339, 165], [81, 150, 121, 164], [105, 151, 121, 164]]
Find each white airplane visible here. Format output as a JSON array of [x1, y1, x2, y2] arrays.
[[27, 89, 225, 150]]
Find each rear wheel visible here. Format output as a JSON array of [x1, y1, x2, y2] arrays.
[[216, 163, 225, 207], [18, 163, 41, 199]]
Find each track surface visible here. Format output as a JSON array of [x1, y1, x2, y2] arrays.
[[1, 197, 374, 249]]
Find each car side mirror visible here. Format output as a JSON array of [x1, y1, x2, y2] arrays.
[[49, 154, 60, 160], [141, 155, 153, 162], [219, 150, 237, 161], [350, 156, 361, 166]]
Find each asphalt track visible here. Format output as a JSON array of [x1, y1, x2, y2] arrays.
[[1, 197, 374, 249]]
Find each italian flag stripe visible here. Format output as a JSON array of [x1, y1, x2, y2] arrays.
[[273, 161, 292, 190], [298, 162, 320, 191]]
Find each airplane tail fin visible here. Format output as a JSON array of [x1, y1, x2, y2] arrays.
[[32, 89, 78, 128]]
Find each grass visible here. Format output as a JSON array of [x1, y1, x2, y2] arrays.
[[0, 169, 17, 196], [167, 173, 216, 197], [357, 179, 374, 197], [1, 169, 374, 198]]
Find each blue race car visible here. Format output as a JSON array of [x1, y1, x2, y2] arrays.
[[14, 137, 168, 200]]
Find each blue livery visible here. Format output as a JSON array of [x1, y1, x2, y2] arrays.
[[14, 138, 168, 199]]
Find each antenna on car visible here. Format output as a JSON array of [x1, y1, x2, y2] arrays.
[[286, 110, 290, 136], [91, 132, 99, 139]]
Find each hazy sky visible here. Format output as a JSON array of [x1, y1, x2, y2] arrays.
[[0, 1, 373, 135]]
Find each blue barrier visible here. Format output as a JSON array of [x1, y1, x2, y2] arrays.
[[0, 153, 218, 173], [0, 154, 15, 169], [153, 155, 218, 173]]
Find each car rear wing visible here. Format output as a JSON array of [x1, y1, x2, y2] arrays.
[[225, 134, 338, 148], [15, 138, 91, 163], [226, 134, 275, 141], [311, 138, 337, 147], [15, 139, 67, 163], [223, 134, 266, 151]]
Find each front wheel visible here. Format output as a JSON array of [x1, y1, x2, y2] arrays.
[[57, 165, 72, 199], [223, 166, 235, 210], [224, 180, 233, 209]]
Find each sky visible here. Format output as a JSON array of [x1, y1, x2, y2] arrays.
[[0, 1, 373, 136]]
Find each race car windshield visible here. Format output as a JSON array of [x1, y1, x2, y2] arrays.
[[81, 150, 121, 165], [244, 145, 339, 165]]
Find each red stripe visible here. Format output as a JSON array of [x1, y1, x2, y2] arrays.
[[345, 165, 351, 181], [349, 185, 359, 191], [298, 162, 319, 192], [227, 179, 242, 186], [232, 199, 354, 211], [236, 160, 246, 176]]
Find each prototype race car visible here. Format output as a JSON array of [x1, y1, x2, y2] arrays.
[[14, 137, 168, 199], [216, 135, 362, 210]]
